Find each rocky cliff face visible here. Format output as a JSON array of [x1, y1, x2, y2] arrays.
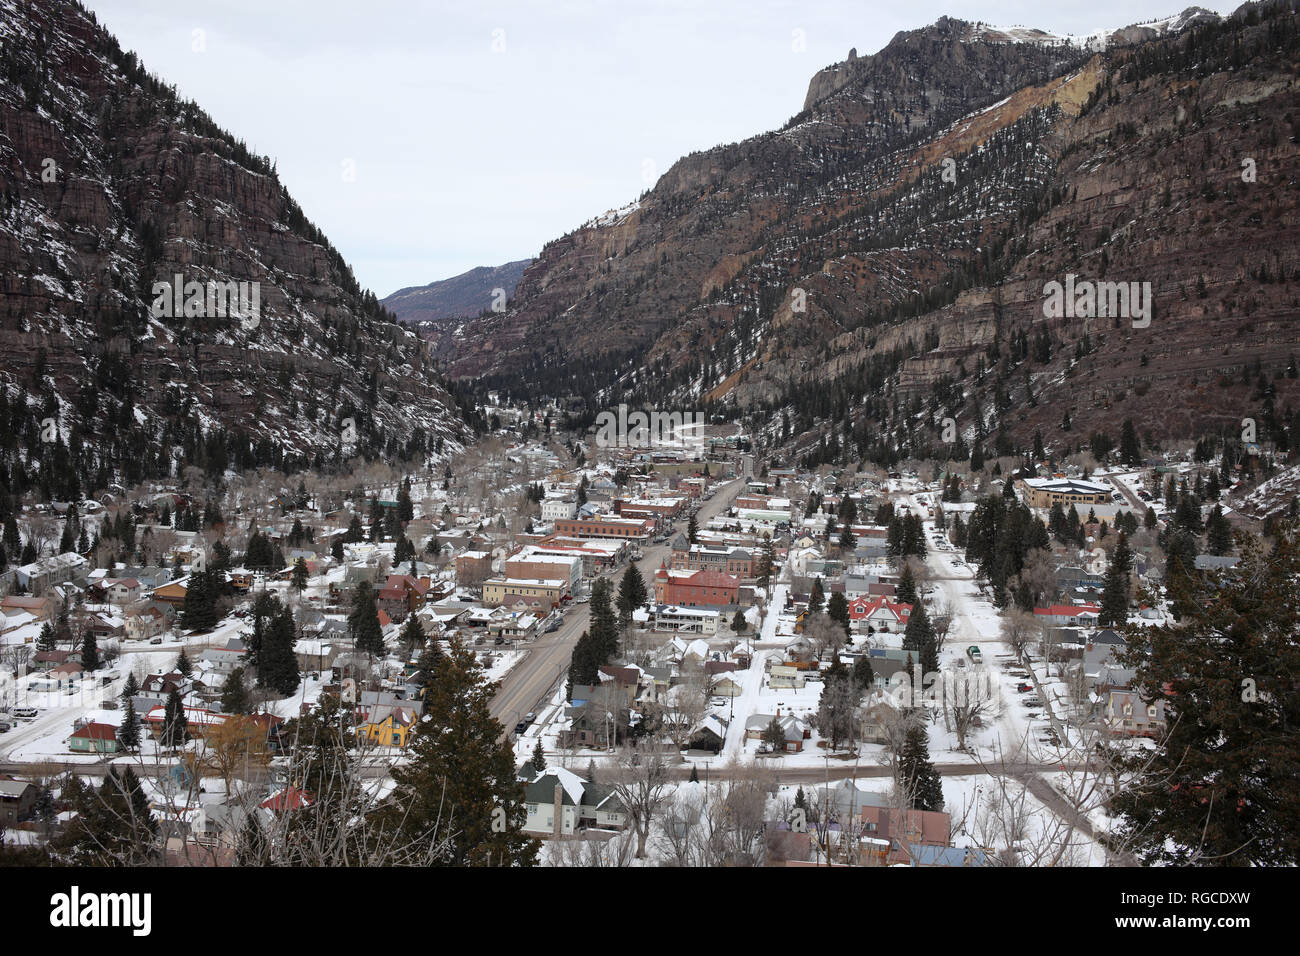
[[444, 1, 1300, 466], [0, 0, 471, 496]]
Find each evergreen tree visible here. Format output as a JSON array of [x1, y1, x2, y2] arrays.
[[120, 671, 139, 706], [259, 606, 301, 696], [903, 602, 938, 676], [399, 612, 426, 657], [37, 622, 55, 652], [839, 523, 857, 551], [731, 609, 748, 633], [1165, 529, 1199, 618], [1206, 505, 1234, 555], [53, 767, 157, 865], [808, 576, 825, 615], [221, 666, 250, 714], [587, 577, 619, 662], [566, 631, 601, 699], [117, 699, 141, 751], [852, 654, 875, 692], [1098, 533, 1133, 628], [1113, 526, 1300, 865], [895, 563, 918, 605], [686, 512, 699, 544], [181, 569, 218, 631], [349, 580, 386, 659], [246, 590, 279, 666], [162, 688, 189, 749], [898, 723, 944, 812], [530, 739, 546, 773], [174, 647, 192, 678], [1119, 419, 1142, 466], [827, 591, 851, 638], [615, 563, 648, 624], [689, 764, 699, 783], [291, 557, 309, 592], [762, 715, 786, 751], [80, 629, 99, 673], [754, 534, 776, 592], [383, 640, 538, 866]]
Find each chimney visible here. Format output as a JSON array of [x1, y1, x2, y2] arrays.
[[553, 781, 563, 838]]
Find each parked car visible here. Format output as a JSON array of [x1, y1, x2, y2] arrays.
[[13, 707, 37, 719], [0, 718, 11, 733], [149, 637, 164, 645], [494, 636, 506, 645], [524, 712, 536, 723], [966, 645, 982, 663], [514, 721, 528, 735]]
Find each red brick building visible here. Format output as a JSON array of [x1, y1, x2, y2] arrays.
[[553, 516, 655, 543], [654, 564, 740, 608]]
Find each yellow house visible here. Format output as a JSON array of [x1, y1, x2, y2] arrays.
[[357, 708, 418, 749]]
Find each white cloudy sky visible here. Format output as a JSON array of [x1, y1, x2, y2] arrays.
[[85, 0, 1231, 297]]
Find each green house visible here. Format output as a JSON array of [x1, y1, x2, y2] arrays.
[[68, 722, 120, 754]]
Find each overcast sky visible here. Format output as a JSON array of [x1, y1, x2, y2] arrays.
[[85, 1, 1231, 297]]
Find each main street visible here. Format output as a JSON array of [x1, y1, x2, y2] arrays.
[[488, 476, 745, 737]]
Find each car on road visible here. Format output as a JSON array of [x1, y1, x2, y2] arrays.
[[545, 621, 559, 633], [966, 645, 982, 663], [12, 707, 38, 719]]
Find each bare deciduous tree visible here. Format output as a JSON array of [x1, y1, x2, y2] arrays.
[[1000, 608, 1038, 662], [603, 746, 672, 859]]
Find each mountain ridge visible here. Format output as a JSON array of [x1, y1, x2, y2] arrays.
[[0, 0, 476, 500]]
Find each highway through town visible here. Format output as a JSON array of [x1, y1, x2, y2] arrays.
[[488, 477, 745, 738]]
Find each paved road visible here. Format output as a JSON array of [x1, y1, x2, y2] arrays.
[[0, 753, 1082, 783], [488, 477, 746, 738]]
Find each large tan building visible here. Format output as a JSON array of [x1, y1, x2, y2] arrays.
[[1018, 477, 1111, 509], [482, 577, 568, 609]]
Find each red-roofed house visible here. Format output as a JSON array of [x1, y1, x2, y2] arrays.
[[261, 787, 312, 812], [143, 704, 227, 739], [849, 597, 913, 634], [69, 722, 120, 755]]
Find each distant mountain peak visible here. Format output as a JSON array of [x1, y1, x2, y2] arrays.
[[383, 259, 533, 327]]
